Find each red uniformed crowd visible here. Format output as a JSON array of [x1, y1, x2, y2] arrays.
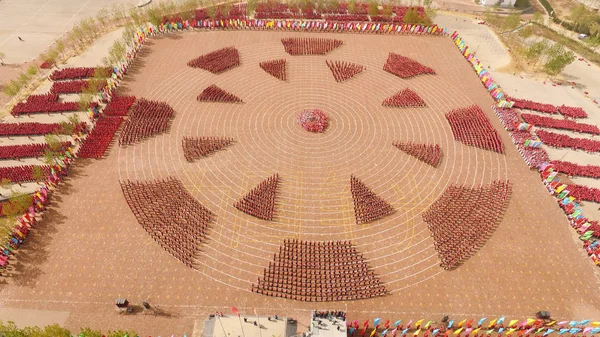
[[78, 117, 124, 159], [0, 142, 71, 160], [120, 178, 215, 268], [350, 175, 395, 225], [260, 59, 287, 81], [0, 165, 51, 184], [234, 174, 279, 221], [102, 95, 137, 116], [382, 88, 426, 108], [197, 84, 243, 103], [50, 79, 107, 95], [119, 98, 174, 146], [550, 160, 600, 179], [511, 98, 588, 119], [50, 67, 111, 81], [252, 239, 388, 302], [445, 105, 504, 154], [297, 109, 329, 133], [522, 113, 600, 135], [383, 53, 435, 79], [10, 93, 85, 116], [393, 141, 441, 167], [510, 130, 549, 169], [281, 37, 343, 55], [182, 136, 234, 162], [326, 60, 365, 82], [187, 46, 240, 74], [536, 129, 600, 153], [422, 180, 512, 270], [565, 184, 600, 204]]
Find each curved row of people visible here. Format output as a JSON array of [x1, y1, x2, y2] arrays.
[[120, 178, 214, 269], [77, 117, 124, 159], [252, 239, 387, 302], [50, 67, 111, 81], [521, 113, 600, 134], [446, 105, 504, 154], [423, 181, 512, 270], [492, 106, 520, 131], [536, 129, 600, 153], [119, 99, 174, 146], [187, 47, 240, 74]]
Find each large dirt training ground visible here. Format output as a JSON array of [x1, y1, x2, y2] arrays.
[[2, 30, 600, 336]]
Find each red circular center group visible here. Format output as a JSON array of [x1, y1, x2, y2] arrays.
[[296, 109, 329, 133]]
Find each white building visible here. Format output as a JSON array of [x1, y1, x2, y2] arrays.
[[480, 0, 517, 7]]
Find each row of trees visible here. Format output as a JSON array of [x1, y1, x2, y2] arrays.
[[0, 321, 136, 337], [2, 65, 38, 97]]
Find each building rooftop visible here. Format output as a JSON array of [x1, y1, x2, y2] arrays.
[[203, 314, 297, 337]]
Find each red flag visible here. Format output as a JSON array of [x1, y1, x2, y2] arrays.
[[365, 320, 370, 328], [231, 306, 239, 316], [385, 321, 391, 329]]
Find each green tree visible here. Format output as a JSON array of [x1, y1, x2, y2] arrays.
[[348, 0, 356, 13], [79, 327, 104, 337], [247, 0, 259, 15], [503, 12, 521, 33], [146, 7, 163, 27], [367, 0, 379, 16], [1, 192, 34, 217], [519, 25, 533, 38], [423, 0, 436, 20], [525, 39, 549, 68], [543, 44, 575, 77], [45, 134, 63, 153], [96, 7, 110, 28], [532, 11, 543, 24], [31, 166, 45, 184], [382, 3, 392, 19], [27, 65, 38, 76]]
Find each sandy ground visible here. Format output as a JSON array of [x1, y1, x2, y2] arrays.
[[0, 30, 599, 336]]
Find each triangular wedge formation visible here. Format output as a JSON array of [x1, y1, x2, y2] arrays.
[[326, 60, 365, 82], [260, 59, 287, 81], [234, 174, 279, 221], [393, 141, 442, 167], [382, 88, 426, 108], [445, 105, 504, 154], [422, 180, 512, 270], [119, 98, 174, 146], [197, 85, 243, 103], [182, 137, 234, 162], [120, 177, 215, 268], [252, 239, 387, 301], [383, 53, 435, 78], [187, 47, 240, 74], [281, 37, 343, 55], [350, 175, 395, 224]]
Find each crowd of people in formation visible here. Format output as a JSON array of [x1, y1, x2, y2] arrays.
[[558, 105, 588, 118], [445, 105, 504, 154], [0, 165, 51, 184], [102, 95, 137, 116], [510, 130, 549, 169], [297, 109, 329, 133], [0, 122, 62, 136], [565, 184, 600, 203], [182, 136, 234, 162], [251, 239, 387, 302], [197, 85, 243, 103], [259, 59, 287, 81], [120, 177, 215, 268], [10, 92, 85, 116], [50, 67, 111, 81], [234, 174, 279, 221], [536, 129, 600, 153], [550, 160, 600, 179], [383, 53, 435, 79], [281, 37, 343, 55], [187, 46, 240, 74], [511, 98, 559, 115], [0, 142, 72, 160], [393, 141, 441, 167], [422, 181, 512, 270], [326, 60, 365, 82], [50, 79, 107, 95], [119, 98, 174, 146], [491, 106, 519, 131], [78, 116, 124, 159], [350, 175, 395, 225], [382, 88, 425, 108], [522, 113, 600, 135]]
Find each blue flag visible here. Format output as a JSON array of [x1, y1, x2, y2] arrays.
[[579, 320, 590, 326], [478, 318, 487, 327], [402, 329, 408, 336], [375, 318, 381, 326], [448, 321, 454, 329], [590, 328, 600, 334], [432, 330, 440, 336], [497, 317, 506, 325], [543, 329, 555, 337], [569, 321, 578, 327], [394, 321, 402, 327], [350, 328, 355, 335]]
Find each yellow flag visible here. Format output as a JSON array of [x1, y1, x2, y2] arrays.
[[471, 328, 480, 335], [488, 320, 497, 328], [458, 320, 466, 328], [454, 328, 463, 335], [416, 320, 424, 328], [370, 329, 377, 337], [526, 319, 536, 325], [546, 321, 557, 326], [506, 328, 517, 335], [509, 320, 519, 328], [413, 329, 421, 337]]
